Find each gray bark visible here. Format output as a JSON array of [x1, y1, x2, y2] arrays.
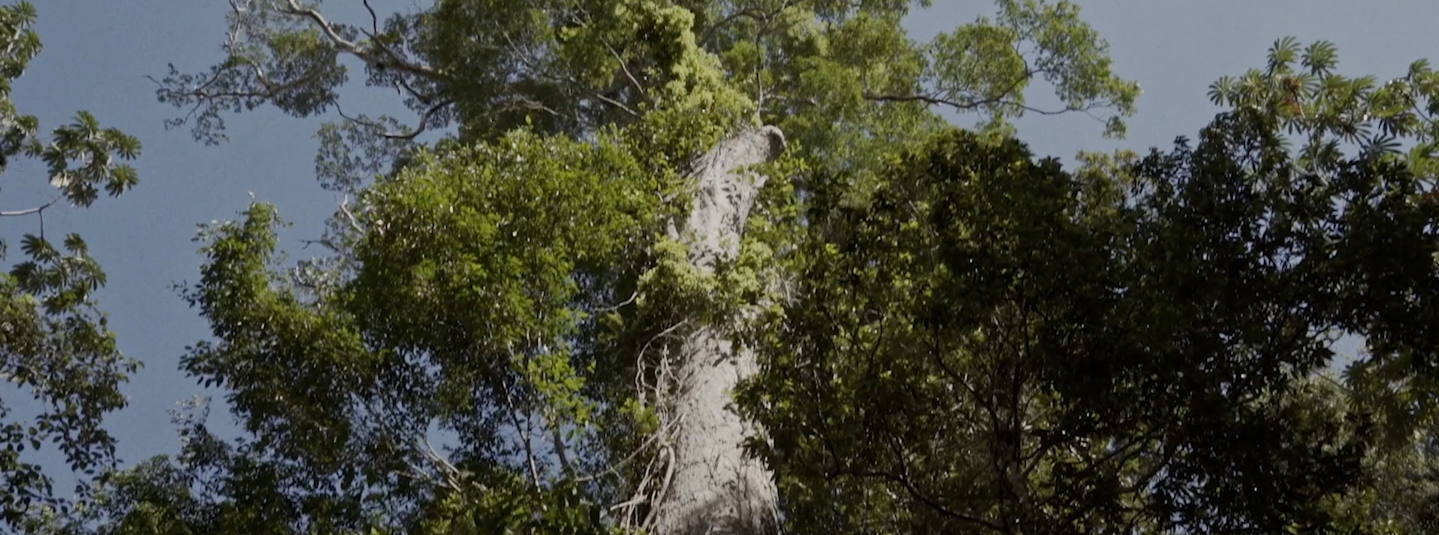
[[652, 126, 786, 535]]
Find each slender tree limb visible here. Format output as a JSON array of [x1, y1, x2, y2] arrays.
[[550, 426, 571, 474], [500, 369, 543, 488], [603, 40, 647, 98], [839, 463, 1010, 533], [864, 92, 1076, 116], [420, 436, 464, 492], [277, 0, 443, 81], [335, 100, 453, 141], [0, 196, 58, 217], [361, 0, 379, 35], [498, 32, 641, 120], [338, 195, 364, 233], [699, 7, 765, 47], [146, 57, 332, 117], [394, 75, 436, 106], [595, 290, 638, 314], [697, 2, 792, 49]]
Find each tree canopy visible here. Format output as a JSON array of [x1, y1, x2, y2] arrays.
[[9, 1, 1439, 535]]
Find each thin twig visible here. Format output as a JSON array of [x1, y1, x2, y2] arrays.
[[361, 0, 379, 35], [698, 7, 766, 48], [335, 99, 453, 141]]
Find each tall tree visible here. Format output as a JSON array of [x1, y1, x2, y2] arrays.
[[40, 16, 1439, 535], [0, 1, 143, 528], [92, 1, 1138, 534], [739, 116, 1407, 533], [1194, 38, 1439, 532]]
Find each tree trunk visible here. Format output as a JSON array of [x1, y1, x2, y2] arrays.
[[652, 126, 786, 535]]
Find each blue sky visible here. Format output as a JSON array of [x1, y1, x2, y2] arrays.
[[5, 0, 1435, 494]]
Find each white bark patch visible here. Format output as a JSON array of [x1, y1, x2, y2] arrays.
[[653, 126, 786, 535]]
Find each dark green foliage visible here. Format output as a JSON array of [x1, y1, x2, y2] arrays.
[[90, 5, 1439, 534], [84, 3, 1144, 533], [64, 2, 1439, 534], [738, 114, 1439, 533]]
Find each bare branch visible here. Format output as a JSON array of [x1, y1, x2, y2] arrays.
[[335, 99, 453, 141], [590, 92, 642, 118], [278, 0, 443, 81], [417, 435, 464, 492], [498, 31, 640, 120], [361, 0, 379, 35], [394, 75, 436, 106], [339, 195, 364, 233], [579, 414, 677, 484], [0, 196, 58, 217], [551, 427, 571, 474], [863, 91, 1106, 118], [595, 290, 639, 314], [499, 346, 543, 488], [279, 1, 358, 50], [603, 40, 647, 98]]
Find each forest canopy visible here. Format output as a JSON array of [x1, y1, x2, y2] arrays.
[[4, 1, 1439, 534]]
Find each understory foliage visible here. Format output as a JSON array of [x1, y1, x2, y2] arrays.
[[14, 1, 1439, 534]]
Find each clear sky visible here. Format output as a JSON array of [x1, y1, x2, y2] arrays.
[[5, 0, 1436, 492]]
